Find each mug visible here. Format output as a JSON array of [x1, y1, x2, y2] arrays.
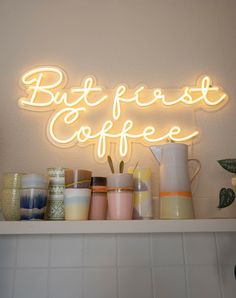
[[64, 188, 91, 220]]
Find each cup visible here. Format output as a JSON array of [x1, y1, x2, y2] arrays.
[[1, 188, 21, 220], [47, 168, 65, 220], [65, 169, 92, 188], [1, 172, 25, 221], [64, 188, 91, 220], [47, 167, 65, 185], [107, 173, 134, 220], [128, 167, 153, 219], [20, 174, 48, 220], [2, 172, 25, 189], [89, 177, 107, 220], [46, 194, 64, 220]]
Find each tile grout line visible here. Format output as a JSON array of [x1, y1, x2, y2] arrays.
[[81, 234, 85, 298], [11, 235, 19, 298], [115, 235, 120, 298], [149, 233, 156, 298], [46, 235, 52, 298], [214, 232, 225, 298], [182, 233, 190, 298]]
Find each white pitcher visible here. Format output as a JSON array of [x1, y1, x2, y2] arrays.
[[150, 143, 201, 219]]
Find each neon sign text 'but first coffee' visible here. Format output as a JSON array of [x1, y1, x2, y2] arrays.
[[18, 67, 227, 159]]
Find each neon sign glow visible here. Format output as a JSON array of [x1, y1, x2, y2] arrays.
[[18, 66, 228, 160]]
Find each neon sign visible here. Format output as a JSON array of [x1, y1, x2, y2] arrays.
[[18, 66, 228, 160]]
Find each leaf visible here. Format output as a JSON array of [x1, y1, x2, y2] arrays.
[[218, 159, 236, 173], [218, 188, 235, 209]]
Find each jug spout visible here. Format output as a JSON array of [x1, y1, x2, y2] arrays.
[[150, 146, 162, 163]]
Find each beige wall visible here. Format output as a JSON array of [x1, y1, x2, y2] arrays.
[[0, 0, 236, 199]]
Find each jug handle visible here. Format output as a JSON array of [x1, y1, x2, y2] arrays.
[[188, 158, 201, 183]]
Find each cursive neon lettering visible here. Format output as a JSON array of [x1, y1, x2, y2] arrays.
[[19, 66, 228, 159]]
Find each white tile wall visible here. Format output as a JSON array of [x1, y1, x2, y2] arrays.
[[50, 235, 83, 267], [84, 268, 116, 298], [84, 235, 116, 267], [187, 265, 221, 298], [118, 267, 153, 298], [152, 233, 184, 266], [220, 265, 236, 298], [0, 269, 14, 298], [184, 233, 218, 265], [0, 237, 17, 268], [16, 235, 50, 268], [153, 266, 187, 298], [13, 269, 48, 298], [49, 269, 83, 298], [0, 232, 235, 298], [117, 234, 150, 267]]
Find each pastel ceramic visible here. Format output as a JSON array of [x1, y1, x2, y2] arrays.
[[107, 173, 134, 220], [47, 194, 65, 220], [65, 169, 92, 188], [128, 167, 153, 219], [47, 199, 64, 220], [160, 193, 194, 219], [89, 177, 107, 220], [193, 198, 236, 219], [48, 185, 64, 195], [107, 173, 133, 189], [152, 196, 160, 219], [64, 188, 91, 220], [47, 167, 65, 185], [150, 143, 201, 219], [107, 189, 134, 220], [20, 188, 48, 220], [21, 174, 48, 189], [1, 188, 21, 220], [2, 172, 25, 189]]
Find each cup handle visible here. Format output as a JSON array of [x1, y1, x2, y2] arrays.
[[188, 158, 201, 183]]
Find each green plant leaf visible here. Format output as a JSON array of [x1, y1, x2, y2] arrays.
[[218, 188, 235, 209], [218, 159, 236, 173]]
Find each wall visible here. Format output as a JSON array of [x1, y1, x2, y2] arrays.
[[0, 0, 236, 297], [0, 233, 236, 298]]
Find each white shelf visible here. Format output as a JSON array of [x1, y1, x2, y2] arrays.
[[0, 219, 235, 235]]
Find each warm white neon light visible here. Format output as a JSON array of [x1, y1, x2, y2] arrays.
[[18, 66, 227, 159]]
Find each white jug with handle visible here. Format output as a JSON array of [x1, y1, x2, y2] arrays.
[[150, 142, 201, 219]]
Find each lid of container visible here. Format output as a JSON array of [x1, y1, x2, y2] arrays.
[[91, 177, 107, 187], [21, 174, 48, 189], [107, 173, 133, 189]]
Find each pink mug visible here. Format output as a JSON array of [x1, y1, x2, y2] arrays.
[[107, 173, 134, 220]]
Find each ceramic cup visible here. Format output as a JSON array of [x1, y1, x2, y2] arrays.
[[64, 188, 91, 220], [46, 195, 64, 220], [1, 188, 21, 220], [2, 172, 25, 189], [128, 167, 153, 219], [20, 174, 48, 220], [107, 173, 134, 220], [20, 188, 48, 220], [1, 172, 25, 221], [65, 169, 92, 188], [47, 167, 65, 185], [89, 177, 107, 220], [47, 168, 65, 220]]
